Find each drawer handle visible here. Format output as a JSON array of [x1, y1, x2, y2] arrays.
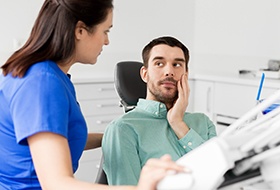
[[207, 87, 211, 113], [98, 87, 115, 92], [97, 104, 118, 108], [216, 121, 231, 127], [96, 120, 112, 124]]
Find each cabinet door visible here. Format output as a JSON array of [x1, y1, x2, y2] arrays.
[[193, 80, 214, 120], [74, 148, 102, 183], [75, 83, 118, 100], [214, 83, 279, 118], [186, 79, 194, 112], [74, 81, 123, 182]]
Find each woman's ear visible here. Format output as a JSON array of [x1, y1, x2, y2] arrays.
[[75, 21, 86, 40], [140, 66, 148, 83]]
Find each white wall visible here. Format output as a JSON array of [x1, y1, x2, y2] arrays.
[[1, 0, 280, 77], [0, 0, 195, 78], [192, 0, 280, 74], [70, 0, 195, 77], [0, 1, 44, 65]]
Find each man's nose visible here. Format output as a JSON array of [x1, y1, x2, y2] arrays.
[[164, 65, 174, 77]]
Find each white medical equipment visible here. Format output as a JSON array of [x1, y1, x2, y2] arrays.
[[157, 89, 280, 190]]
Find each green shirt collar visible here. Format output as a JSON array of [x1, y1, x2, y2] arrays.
[[136, 98, 167, 118]]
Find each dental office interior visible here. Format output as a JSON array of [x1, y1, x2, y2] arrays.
[[1, 0, 280, 189]]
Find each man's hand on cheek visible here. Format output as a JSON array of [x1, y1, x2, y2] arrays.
[[167, 73, 190, 139]]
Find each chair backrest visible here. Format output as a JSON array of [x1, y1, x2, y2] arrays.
[[95, 61, 147, 184], [114, 61, 147, 112]]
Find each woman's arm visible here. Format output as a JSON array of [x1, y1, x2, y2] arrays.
[[84, 133, 103, 150], [28, 132, 185, 190], [27, 132, 135, 190]]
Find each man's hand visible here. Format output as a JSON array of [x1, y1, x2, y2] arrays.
[[167, 73, 190, 139]]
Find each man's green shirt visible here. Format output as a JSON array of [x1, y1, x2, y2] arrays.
[[102, 99, 217, 185]]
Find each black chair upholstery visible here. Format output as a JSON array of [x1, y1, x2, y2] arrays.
[[114, 61, 147, 112], [95, 61, 146, 184]]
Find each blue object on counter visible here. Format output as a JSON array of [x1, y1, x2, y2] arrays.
[[256, 73, 265, 101]]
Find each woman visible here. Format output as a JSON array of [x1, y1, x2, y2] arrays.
[[0, 0, 185, 189]]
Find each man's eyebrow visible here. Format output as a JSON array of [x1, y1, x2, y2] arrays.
[[174, 58, 186, 62], [151, 57, 185, 62], [152, 56, 164, 61]]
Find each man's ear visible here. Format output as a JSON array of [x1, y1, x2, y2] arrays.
[[75, 21, 87, 40], [140, 66, 148, 83]]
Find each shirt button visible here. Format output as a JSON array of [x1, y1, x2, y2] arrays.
[[155, 112, 158, 115], [188, 142, 192, 146], [160, 104, 164, 108], [183, 145, 187, 149]]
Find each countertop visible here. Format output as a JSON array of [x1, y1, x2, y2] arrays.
[[189, 70, 280, 89], [70, 70, 280, 89]]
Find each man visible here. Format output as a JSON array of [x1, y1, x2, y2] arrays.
[[102, 36, 217, 185]]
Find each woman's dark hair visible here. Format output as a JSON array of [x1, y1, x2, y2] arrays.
[[1, 0, 113, 77], [142, 36, 189, 71]]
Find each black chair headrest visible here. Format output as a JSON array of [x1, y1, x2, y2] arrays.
[[114, 61, 147, 107]]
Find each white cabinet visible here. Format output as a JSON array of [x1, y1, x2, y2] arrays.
[[192, 80, 214, 120], [214, 83, 278, 118], [73, 80, 123, 182], [187, 78, 194, 112], [214, 83, 256, 118], [192, 75, 280, 135]]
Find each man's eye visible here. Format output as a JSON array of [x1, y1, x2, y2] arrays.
[[173, 63, 182, 67], [156, 62, 163, 66]]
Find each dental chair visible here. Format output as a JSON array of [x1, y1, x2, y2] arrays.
[[95, 61, 146, 184]]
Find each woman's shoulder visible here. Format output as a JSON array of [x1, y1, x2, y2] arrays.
[[26, 60, 60, 77]]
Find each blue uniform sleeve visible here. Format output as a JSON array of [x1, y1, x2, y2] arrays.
[[10, 72, 70, 145]]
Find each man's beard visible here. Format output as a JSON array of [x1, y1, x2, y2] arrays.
[[148, 77, 178, 105]]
